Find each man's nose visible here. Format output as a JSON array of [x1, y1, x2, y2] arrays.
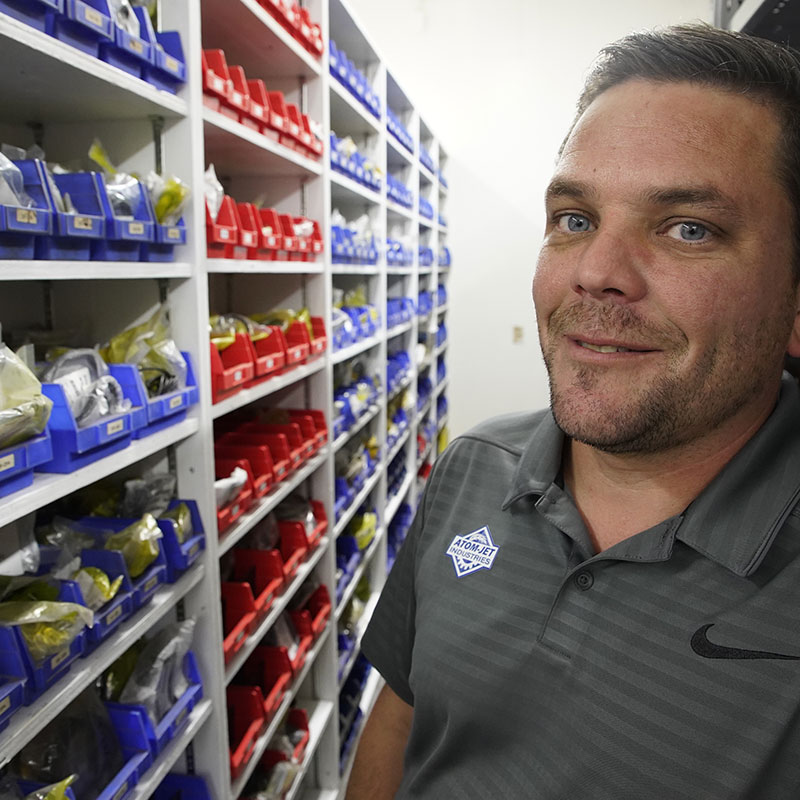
[[571, 224, 648, 303]]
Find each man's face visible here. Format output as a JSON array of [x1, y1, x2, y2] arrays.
[[533, 79, 800, 455]]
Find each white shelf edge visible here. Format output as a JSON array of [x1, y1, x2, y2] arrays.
[[386, 267, 415, 275], [385, 471, 413, 526], [415, 397, 433, 426], [225, 536, 329, 683], [330, 171, 382, 204], [435, 341, 448, 357], [418, 216, 433, 229], [212, 357, 327, 419], [219, 449, 329, 555], [131, 699, 213, 800], [437, 303, 449, 314], [230, 625, 332, 799], [417, 439, 434, 469], [387, 374, 413, 402], [329, 79, 381, 133], [203, 107, 324, 176], [331, 265, 380, 275], [337, 590, 380, 692], [434, 377, 449, 397], [0, 12, 187, 117], [0, 563, 205, 768], [284, 699, 336, 800], [386, 135, 413, 166], [437, 413, 449, 431], [386, 200, 414, 220], [333, 404, 380, 453], [331, 335, 381, 365], [386, 321, 412, 338], [335, 527, 385, 620], [208, 258, 324, 274], [0, 418, 199, 530], [384, 427, 410, 467], [0, 261, 193, 281], [419, 164, 435, 183], [333, 465, 384, 538]]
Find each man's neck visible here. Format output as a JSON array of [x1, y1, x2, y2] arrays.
[[563, 405, 775, 554]]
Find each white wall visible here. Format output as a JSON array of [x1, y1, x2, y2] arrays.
[[346, 0, 715, 436]]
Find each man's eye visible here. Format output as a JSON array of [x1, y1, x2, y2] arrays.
[[555, 214, 594, 233], [666, 221, 711, 243]]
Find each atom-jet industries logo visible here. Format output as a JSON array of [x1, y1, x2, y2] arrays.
[[446, 526, 500, 578]]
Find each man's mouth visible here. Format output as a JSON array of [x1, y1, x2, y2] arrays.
[[575, 340, 653, 354]]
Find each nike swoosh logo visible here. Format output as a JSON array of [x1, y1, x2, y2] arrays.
[[691, 623, 800, 661]]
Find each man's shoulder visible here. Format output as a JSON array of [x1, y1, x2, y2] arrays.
[[452, 409, 551, 456]]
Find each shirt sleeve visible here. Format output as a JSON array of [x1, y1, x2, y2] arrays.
[[360, 491, 424, 706]]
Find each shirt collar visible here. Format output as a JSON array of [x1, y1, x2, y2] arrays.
[[502, 375, 800, 577]]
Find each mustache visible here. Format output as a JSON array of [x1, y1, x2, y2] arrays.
[[546, 302, 682, 348]]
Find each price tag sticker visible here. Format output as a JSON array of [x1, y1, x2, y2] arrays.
[[107, 419, 125, 435], [112, 782, 129, 800], [169, 395, 184, 409], [266, 358, 274, 369], [189, 543, 200, 557], [220, 229, 230, 240], [167, 227, 181, 240], [232, 91, 242, 105], [16, 208, 38, 225], [165, 56, 179, 73], [129, 222, 144, 235], [175, 707, 188, 726], [84, 7, 102, 26], [232, 504, 239, 516], [130, 39, 144, 54], [234, 369, 243, 381], [106, 605, 123, 625], [51, 649, 70, 669], [0, 696, 10, 717], [0, 454, 15, 474], [144, 576, 158, 593], [74, 215, 93, 230]]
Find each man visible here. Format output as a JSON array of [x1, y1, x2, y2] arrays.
[[348, 24, 800, 799]]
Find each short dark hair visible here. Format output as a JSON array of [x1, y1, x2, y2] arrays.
[[571, 24, 800, 284]]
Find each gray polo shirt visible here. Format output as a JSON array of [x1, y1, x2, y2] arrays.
[[362, 375, 800, 799]]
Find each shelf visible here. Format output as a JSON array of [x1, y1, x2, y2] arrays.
[[386, 200, 414, 220], [331, 334, 381, 364], [335, 527, 384, 620], [201, 0, 321, 78], [330, 79, 381, 136], [338, 669, 385, 794], [386, 266, 414, 276], [0, 418, 199, 529], [386, 320, 413, 338], [0, 12, 187, 122], [330, 171, 381, 205], [334, 404, 381, 452], [386, 471, 413, 526], [131, 699, 213, 800], [208, 259, 325, 274], [415, 397, 433, 426], [219, 449, 330, 555], [334, 465, 383, 537], [386, 136, 413, 168], [418, 216, 433, 230], [332, 265, 380, 275], [204, 108, 323, 178], [435, 341, 448, 357], [230, 625, 333, 799], [388, 373, 412, 402], [417, 438, 434, 469], [437, 303, 449, 314], [0, 563, 205, 769], [419, 164, 435, 183], [435, 376, 449, 397], [437, 413, 448, 431], [0, 261, 192, 281], [337, 590, 380, 691], [284, 699, 337, 800], [384, 427, 410, 467], [211, 357, 327, 419], [225, 536, 329, 683], [418, 266, 433, 275]]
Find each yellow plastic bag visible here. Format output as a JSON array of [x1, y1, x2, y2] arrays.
[[103, 514, 162, 578], [0, 344, 52, 450], [71, 566, 123, 611], [159, 502, 193, 545], [24, 774, 77, 800]]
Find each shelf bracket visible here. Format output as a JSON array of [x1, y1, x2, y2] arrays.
[[150, 115, 165, 175]]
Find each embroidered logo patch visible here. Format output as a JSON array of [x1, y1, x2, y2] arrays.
[[446, 526, 499, 577]]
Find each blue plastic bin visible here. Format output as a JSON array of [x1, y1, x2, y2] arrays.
[[38, 382, 133, 473], [0, 628, 27, 731], [144, 31, 187, 94], [140, 215, 186, 262], [108, 351, 198, 440], [0, 0, 61, 31], [36, 170, 105, 260], [152, 774, 213, 800], [0, 430, 53, 499], [99, 5, 152, 78], [47, 0, 113, 56], [158, 498, 206, 582], [92, 173, 155, 261], [79, 549, 135, 646], [107, 651, 203, 758], [0, 160, 53, 259]]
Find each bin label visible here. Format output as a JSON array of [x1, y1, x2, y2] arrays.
[[165, 56, 179, 73], [266, 358, 273, 369], [0, 454, 15, 473], [189, 542, 200, 557], [167, 227, 181, 240], [84, 7, 102, 26], [112, 782, 129, 800], [232, 504, 239, 516], [106, 605, 123, 625], [107, 419, 125, 435], [130, 38, 144, 54], [0, 696, 10, 717], [74, 215, 93, 230], [175, 707, 188, 727], [144, 576, 158, 593], [234, 369, 243, 381], [212, 76, 224, 92], [220, 229, 230, 240], [236, 630, 245, 644], [51, 648, 70, 669], [16, 208, 37, 225], [169, 395, 184, 409], [128, 222, 144, 235], [232, 91, 243, 105]]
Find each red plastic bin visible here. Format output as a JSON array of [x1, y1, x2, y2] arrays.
[[286, 103, 311, 151], [215, 438, 275, 497], [226, 65, 251, 123], [250, 327, 287, 380], [246, 79, 270, 135], [290, 584, 331, 639], [236, 647, 293, 720], [279, 499, 328, 550], [220, 428, 287, 483], [202, 49, 233, 115], [301, 114, 323, 157], [215, 457, 255, 533], [227, 685, 266, 779], [206, 195, 239, 259], [244, 422, 306, 469], [235, 202, 259, 251], [221, 581, 258, 665], [263, 708, 310, 769], [232, 547, 285, 618], [287, 408, 328, 449], [210, 333, 255, 402]]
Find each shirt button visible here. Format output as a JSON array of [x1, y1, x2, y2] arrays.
[[575, 570, 594, 591]]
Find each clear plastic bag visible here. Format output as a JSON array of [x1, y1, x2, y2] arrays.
[[102, 514, 162, 578], [144, 171, 190, 226], [119, 473, 177, 519], [215, 466, 248, 508], [205, 164, 224, 222], [23, 775, 76, 800], [108, 0, 139, 36], [0, 152, 33, 209], [0, 345, 52, 450], [275, 495, 317, 539]]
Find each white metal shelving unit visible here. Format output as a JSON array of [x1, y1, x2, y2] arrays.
[[0, 0, 451, 796]]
